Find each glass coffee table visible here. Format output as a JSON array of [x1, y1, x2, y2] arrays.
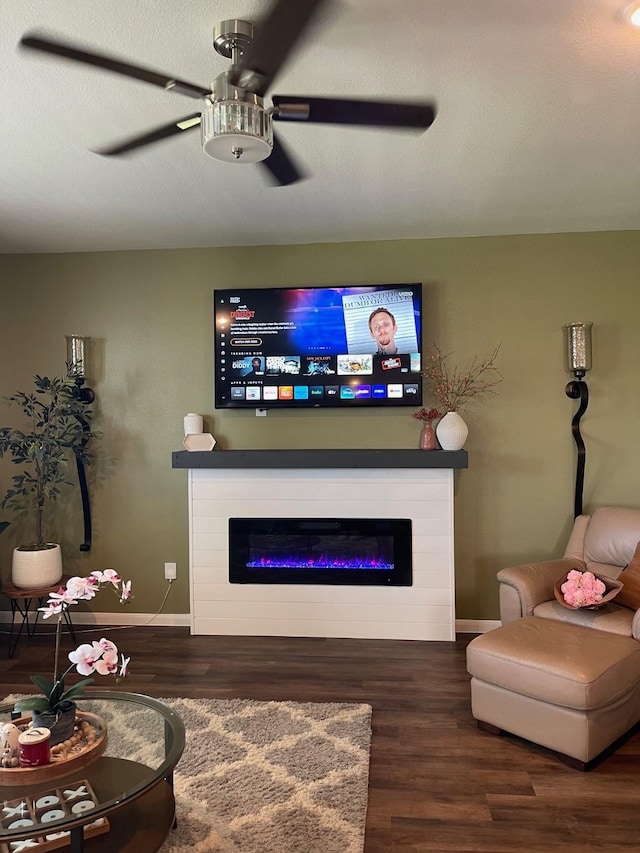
[[0, 690, 185, 852]]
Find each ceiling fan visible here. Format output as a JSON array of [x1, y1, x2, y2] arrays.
[[19, 0, 437, 186]]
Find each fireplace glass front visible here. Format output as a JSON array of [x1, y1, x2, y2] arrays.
[[229, 517, 412, 586]]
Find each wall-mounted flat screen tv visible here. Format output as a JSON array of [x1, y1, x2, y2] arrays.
[[213, 283, 423, 409]]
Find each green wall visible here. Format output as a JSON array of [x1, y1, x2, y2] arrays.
[[1, 230, 638, 621]]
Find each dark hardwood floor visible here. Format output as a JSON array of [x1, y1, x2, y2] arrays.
[[2, 626, 640, 852]]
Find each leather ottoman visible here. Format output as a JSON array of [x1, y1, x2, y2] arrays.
[[466, 615, 640, 768]]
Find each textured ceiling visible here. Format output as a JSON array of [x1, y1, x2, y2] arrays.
[[2, 0, 639, 253]]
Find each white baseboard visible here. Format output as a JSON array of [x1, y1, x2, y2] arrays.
[[0, 611, 191, 629], [0, 611, 498, 634], [455, 619, 501, 634]]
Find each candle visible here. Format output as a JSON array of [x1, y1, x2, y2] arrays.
[[18, 727, 51, 767], [563, 322, 593, 375]]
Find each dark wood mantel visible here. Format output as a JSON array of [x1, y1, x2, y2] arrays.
[[171, 449, 468, 469]]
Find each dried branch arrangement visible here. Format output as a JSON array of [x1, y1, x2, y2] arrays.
[[422, 345, 503, 412]]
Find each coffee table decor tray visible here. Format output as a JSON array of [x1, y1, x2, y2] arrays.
[[0, 777, 109, 853], [0, 712, 107, 786]]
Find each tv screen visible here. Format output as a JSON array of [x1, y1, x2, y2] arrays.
[[213, 283, 423, 409]]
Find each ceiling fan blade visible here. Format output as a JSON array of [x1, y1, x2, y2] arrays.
[[260, 132, 304, 186], [272, 96, 437, 130], [95, 114, 201, 156], [231, 0, 328, 96], [20, 34, 210, 99]]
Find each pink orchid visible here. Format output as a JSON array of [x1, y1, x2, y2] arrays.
[[38, 601, 64, 619], [38, 585, 79, 618], [94, 638, 118, 655], [66, 575, 99, 600], [48, 587, 79, 607], [68, 643, 99, 676], [20, 570, 134, 715], [91, 569, 121, 587], [92, 642, 119, 676]]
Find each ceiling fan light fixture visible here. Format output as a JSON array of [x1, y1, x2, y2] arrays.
[[201, 99, 273, 163], [624, 1, 640, 25]]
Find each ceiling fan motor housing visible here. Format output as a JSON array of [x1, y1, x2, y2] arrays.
[[201, 71, 273, 164]]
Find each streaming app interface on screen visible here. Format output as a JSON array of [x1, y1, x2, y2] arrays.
[[214, 284, 422, 408]]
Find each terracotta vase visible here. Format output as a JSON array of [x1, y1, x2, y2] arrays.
[[420, 421, 438, 450]]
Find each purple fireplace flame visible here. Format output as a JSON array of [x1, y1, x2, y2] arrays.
[[229, 518, 412, 586], [247, 555, 394, 570]]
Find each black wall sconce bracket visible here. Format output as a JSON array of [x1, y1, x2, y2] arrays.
[[66, 335, 96, 552], [565, 378, 589, 519]]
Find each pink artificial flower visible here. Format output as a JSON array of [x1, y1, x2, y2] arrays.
[[119, 580, 132, 603], [66, 575, 99, 601], [28, 574, 135, 711], [93, 642, 119, 676], [561, 569, 606, 608], [91, 569, 121, 587], [38, 601, 64, 619], [94, 638, 118, 655], [46, 587, 79, 609], [68, 643, 99, 676]]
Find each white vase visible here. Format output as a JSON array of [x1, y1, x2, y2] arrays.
[[184, 413, 203, 436], [436, 411, 468, 451], [12, 544, 63, 589]]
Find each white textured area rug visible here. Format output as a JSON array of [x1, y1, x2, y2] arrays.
[[100, 696, 372, 853]]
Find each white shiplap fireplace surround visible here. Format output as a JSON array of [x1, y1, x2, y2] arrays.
[[172, 449, 468, 642]]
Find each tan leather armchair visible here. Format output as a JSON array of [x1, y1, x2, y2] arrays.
[[498, 505, 640, 637], [466, 506, 640, 768]]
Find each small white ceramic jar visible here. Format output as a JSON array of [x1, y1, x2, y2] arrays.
[[184, 413, 204, 436]]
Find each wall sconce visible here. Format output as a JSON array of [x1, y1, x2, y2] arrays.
[[66, 335, 95, 552], [563, 322, 593, 519], [66, 335, 95, 404]]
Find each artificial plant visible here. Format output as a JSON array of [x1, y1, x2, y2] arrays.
[[0, 373, 95, 549]]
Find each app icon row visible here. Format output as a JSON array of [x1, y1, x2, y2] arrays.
[[229, 383, 420, 401]]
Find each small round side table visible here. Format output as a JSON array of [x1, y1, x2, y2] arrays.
[[2, 575, 76, 658]]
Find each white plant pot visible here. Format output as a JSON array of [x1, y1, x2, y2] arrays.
[[12, 544, 63, 590], [436, 411, 469, 451]]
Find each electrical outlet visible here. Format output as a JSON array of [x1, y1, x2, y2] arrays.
[[164, 562, 177, 580]]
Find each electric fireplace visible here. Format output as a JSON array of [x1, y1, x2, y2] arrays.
[[229, 517, 412, 586], [174, 454, 465, 641]]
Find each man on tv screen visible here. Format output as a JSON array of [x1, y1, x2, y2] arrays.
[[369, 308, 398, 355], [245, 357, 264, 376]]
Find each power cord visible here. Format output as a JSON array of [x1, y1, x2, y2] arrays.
[[0, 578, 176, 637], [141, 578, 174, 626]]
